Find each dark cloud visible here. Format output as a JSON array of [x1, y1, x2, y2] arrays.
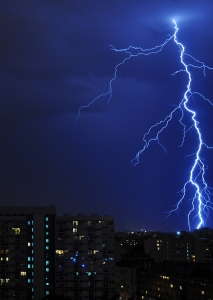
[[0, 1, 213, 231]]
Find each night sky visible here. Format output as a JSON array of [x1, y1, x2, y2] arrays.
[[1, 1, 213, 231]]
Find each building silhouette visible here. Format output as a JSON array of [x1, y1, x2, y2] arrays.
[[0, 206, 115, 300]]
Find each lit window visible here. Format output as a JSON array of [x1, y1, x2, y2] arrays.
[[180, 286, 182, 290], [32, 243, 34, 247], [46, 268, 49, 272], [46, 282, 49, 286], [46, 232, 49, 235], [32, 235, 34, 239], [28, 264, 31, 268], [20, 271, 26, 276], [73, 228, 77, 233], [0, 250, 8, 254], [32, 228, 33, 232], [46, 246, 49, 250], [32, 250, 34, 254], [46, 261, 49, 265], [201, 291, 204, 295], [28, 221, 31, 225], [93, 250, 99, 254], [46, 225, 49, 228], [28, 257, 31, 261], [46, 291, 50, 295], [56, 250, 64, 255], [6, 257, 9, 261], [28, 242, 31, 247], [46, 239, 49, 243], [28, 279, 31, 283], [5, 278, 9, 283], [170, 284, 173, 288], [46, 217, 48, 222]]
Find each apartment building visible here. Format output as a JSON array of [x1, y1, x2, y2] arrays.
[[0, 207, 115, 300], [0, 206, 56, 300], [55, 213, 115, 299], [144, 232, 213, 263], [137, 262, 213, 300]]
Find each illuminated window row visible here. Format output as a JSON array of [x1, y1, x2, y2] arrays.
[[0, 257, 9, 261], [55, 249, 69, 254]]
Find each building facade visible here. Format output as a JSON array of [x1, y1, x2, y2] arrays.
[[137, 263, 213, 300], [55, 213, 115, 299], [0, 206, 56, 300], [0, 207, 115, 300], [144, 233, 213, 263]]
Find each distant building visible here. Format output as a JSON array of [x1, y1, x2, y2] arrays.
[[193, 227, 213, 239], [144, 233, 213, 263], [0, 206, 115, 300], [115, 258, 152, 300], [138, 262, 213, 300], [114, 231, 146, 263]]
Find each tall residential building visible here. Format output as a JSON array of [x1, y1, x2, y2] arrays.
[[0, 206, 56, 300], [55, 213, 115, 299], [0, 206, 115, 300]]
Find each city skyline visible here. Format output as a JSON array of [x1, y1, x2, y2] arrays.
[[1, 1, 213, 231]]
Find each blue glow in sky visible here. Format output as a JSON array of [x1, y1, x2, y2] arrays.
[[76, 20, 213, 231]]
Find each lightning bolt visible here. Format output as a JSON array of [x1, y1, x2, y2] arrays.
[[76, 20, 213, 231]]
